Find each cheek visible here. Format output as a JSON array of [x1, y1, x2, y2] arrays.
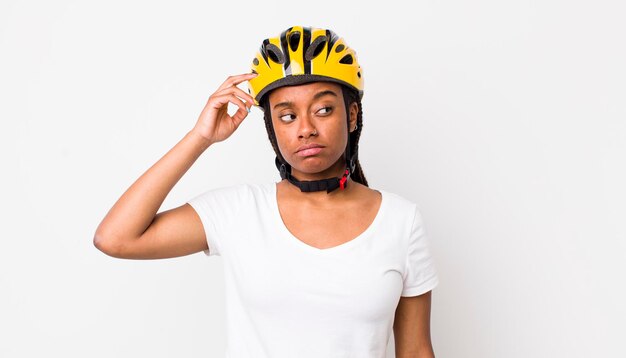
[[330, 122, 349, 145], [272, 124, 291, 154]]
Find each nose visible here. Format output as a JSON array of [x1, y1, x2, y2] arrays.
[[297, 113, 317, 139]]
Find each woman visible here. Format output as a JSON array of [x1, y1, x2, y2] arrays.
[[94, 25, 439, 358]]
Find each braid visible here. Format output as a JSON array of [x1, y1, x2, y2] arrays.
[[260, 85, 368, 187], [261, 97, 285, 165], [342, 86, 368, 187]]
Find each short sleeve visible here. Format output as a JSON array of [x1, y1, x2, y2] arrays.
[[187, 189, 229, 257], [401, 205, 439, 297]]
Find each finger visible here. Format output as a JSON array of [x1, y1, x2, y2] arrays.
[[231, 105, 249, 129], [208, 91, 248, 112], [206, 92, 232, 110], [216, 72, 258, 92], [223, 93, 248, 115], [213, 85, 255, 108]]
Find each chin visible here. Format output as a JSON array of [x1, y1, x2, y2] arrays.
[[289, 156, 344, 176], [292, 162, 328, 175]]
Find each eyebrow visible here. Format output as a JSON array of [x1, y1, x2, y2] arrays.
[[272, 90, 338, 110]]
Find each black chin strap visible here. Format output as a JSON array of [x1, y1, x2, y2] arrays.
[[275, 157, 354, 193]]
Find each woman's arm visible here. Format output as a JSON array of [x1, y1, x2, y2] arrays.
[[93, 130, 212, 259], [393, 291, 435, 358], [93, 73, 256, 259]]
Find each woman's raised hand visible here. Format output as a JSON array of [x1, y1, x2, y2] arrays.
[[192, 73, 258, 145]]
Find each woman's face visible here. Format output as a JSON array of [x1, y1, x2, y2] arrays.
[[268, 81, 358, 180]]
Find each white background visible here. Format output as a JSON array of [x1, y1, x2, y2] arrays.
[[1, 0, 625, 357]]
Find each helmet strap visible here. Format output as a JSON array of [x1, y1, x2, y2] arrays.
[[275, 157, 352, 193]]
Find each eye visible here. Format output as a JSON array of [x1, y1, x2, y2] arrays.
[[279, 113, 296, 122], [316, 106, 333, 115]]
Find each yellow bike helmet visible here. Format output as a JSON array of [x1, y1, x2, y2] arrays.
[[248, 25, 364, 105]]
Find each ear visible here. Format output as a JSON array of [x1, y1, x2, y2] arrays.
[[348, 102, 358, 133]]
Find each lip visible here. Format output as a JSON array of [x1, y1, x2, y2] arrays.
[[295, 143, 324, 153], [295, 143, 325, 157]]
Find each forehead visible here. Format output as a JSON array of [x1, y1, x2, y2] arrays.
[[268, 81, 343, 105]]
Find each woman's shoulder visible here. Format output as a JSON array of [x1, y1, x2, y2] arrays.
[[366, 185, 424, 220], [189, 182, 276, 204], [360, 184, 417, 208]]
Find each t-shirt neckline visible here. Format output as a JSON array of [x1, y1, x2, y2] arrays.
[[269, 182, 387, 255]]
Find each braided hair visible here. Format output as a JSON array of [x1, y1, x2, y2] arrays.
[[259, 84, 368, 187]]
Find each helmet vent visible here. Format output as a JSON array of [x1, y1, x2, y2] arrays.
[[305, 36, 327, 61], [265, 43, 285, 64], [339, 54, 354, 64], [335, 44, 345, 53], [288, 31, 301, 51]]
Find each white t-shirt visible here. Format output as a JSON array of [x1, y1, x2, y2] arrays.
[[187, 182, 439, 358]]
